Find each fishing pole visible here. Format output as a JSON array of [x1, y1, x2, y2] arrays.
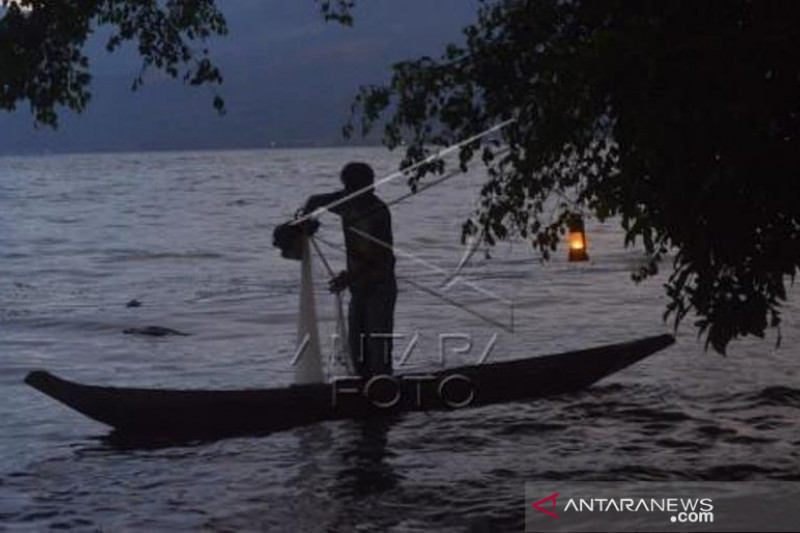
[[291, 118, 516, 226], [320, 150, 506, 233]]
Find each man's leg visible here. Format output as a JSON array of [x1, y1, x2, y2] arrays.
[[348, 290, 368, 377], [364, 283, 397, 376]]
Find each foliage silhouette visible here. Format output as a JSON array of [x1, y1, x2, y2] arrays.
[[347, 0, 800, 354]]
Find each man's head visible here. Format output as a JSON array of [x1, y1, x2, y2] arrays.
[[341, 162, 374, 193]]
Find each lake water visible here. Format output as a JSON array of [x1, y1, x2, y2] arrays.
[[1, 148, 798, 531]]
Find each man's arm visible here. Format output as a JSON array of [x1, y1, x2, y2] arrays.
[[302, 191, 347, 216], [303, 190, 349, 292]]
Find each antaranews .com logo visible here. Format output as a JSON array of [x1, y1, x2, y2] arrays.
[[531, 492, 713, 524], [525, 482, 800, 532]]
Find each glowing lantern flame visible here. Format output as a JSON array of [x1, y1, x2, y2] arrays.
[[567, 216, 589, 262]]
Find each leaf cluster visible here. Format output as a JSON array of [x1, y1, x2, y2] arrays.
[[0, 0, 227, 126]]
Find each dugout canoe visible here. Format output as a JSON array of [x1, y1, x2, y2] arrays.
[[25, 334, 674, 438]]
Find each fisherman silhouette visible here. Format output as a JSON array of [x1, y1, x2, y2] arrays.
[[301, 162, 397, 378]]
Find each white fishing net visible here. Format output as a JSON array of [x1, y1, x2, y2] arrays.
[[293, 236, 325, 384], [294, 235, 353, 385]]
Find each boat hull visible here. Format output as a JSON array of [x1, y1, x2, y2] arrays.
[[25, 334, 674, 438]]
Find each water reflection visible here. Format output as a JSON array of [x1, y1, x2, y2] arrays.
[[332, 417, 400, 498]]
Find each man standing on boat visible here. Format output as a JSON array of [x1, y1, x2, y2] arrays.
[[302, 162, 397, 378]]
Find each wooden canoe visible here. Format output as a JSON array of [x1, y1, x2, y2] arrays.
[[25, 334, 674, 438]]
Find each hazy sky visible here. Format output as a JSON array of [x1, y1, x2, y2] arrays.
[[0, 0, 479, 155]]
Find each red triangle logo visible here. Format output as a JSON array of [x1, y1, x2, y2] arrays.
[[532, 492, 559, 519]]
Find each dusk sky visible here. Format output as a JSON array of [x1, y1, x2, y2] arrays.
[[0, 0, 479, 155]]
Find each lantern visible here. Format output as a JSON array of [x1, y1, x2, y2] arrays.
[[567, 215, 589, 262]]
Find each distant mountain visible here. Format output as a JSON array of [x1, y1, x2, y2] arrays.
[[0, 0, 479, 155]]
